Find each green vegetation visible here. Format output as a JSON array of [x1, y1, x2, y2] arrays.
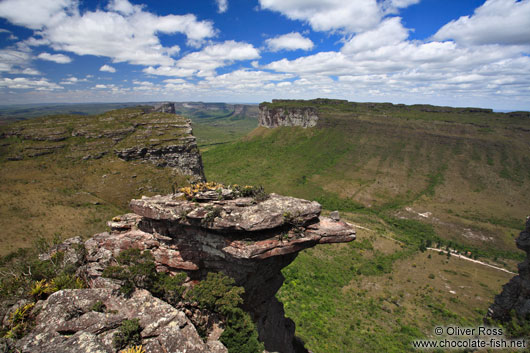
[[0, 107, 191, 255], [203, 101, 529, 261], [102, 249, 186, 304], [0, 237, 87, 340], [188, 272, 264, 353], [202, 99, 529, 352], [0, 237, 86, 302], [113, 319, 142, 350], [2, 302, 35, 339], [172, 102, 258, 147]]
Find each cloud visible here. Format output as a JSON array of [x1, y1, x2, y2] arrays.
[[342, 17, 409, 53], [0, 0, 73, 30], [261, 18, 530, 108], [0, 0, 216, 67], [0, 77, 63, 90], [0, 49, 32, 73], [259, 0, 382, 33], [37, 52, 72, 63], [100, 64, 116, 73], [145, 40, 260, 77], [434, 0, 530, 46], [381, 0, 421, 14], [59, 76, 87, 84], [266, 32, 314, 51], [21, 68, 41, 75], [202, 69, 294, 88], [216, 0, 228, 13]]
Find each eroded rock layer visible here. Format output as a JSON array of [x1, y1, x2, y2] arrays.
[[259, 103, 319, 128], [0, 103, 205, 181], [83, 192, 356, 353]]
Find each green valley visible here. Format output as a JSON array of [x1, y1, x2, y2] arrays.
[[202, 99, 530, 352]]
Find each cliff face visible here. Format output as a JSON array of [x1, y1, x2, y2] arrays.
[[0, 103, 205, 181], [12, 188, 355, 353], [114, 103, 205, 181], [90, 191, 355, 352], [259, 103, 319, 128], [487, 217, 530, 323]]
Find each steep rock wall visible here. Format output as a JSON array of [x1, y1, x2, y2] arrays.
[[113, 103, 205, 181], [259, 104, 319, 128]]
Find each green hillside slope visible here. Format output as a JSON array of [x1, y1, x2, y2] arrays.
[[0, 107, 190, 255], [204, 100, 530, 260], [202, 99, 529, 352]]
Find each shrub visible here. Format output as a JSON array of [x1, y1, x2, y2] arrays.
[[102, 249, 186, 302], [3, 302, 35, 339], [220, 307, 263, 353], [187, 272, 263, 353], [113, 319, 142, 350], [187, 272, 244, 315], [102, 249, 159, 297]]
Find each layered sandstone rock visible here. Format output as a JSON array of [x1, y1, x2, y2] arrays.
[[0, 103, 205, 181], [259, 104, 319, 128], [7, 191, 354, 353], [82, 192, 355, 353], [15, 288, 227, 353]]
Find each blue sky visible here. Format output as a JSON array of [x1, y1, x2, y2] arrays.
[[0, 0, 529, 110]]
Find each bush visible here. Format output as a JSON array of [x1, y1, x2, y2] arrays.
[[220, 307, 263, 353], [187, 272, 263, 353], [113, 319, 142, 350], [102, 248, 186, 302], [187, 272, 244, 315], [3, 302, 35, 339]]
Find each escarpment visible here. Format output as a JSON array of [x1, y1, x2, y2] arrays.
[[5, 185, 355, 353], [486, 217, 530, 327], [0, 103, 205, 181], [259, 101, 319, 128]]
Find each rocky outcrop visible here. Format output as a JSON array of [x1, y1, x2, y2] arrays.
[[151, 102, 176, 114], [486, 217, 530, 323], [0, 104, 205, 181], [15, 288, 227, 353], [74, 190, 355, 353], [259, 103, 319, 128], [114, 134, 205, 181], [113, 104, 205, 181]]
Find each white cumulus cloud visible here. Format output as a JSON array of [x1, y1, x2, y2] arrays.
[[0, 0, 73, 30], [37, 52, 72, 63], [266, 32, 314, 51], [341, 17, 409, 53], [100, 64, 116, 73], [434, 0, 530, 46], [0, 77, 62, 90], [259, 0, 381, 33], [216, 0, 228, 13], [145, 40, 260, 77], [0, 0, 217, 68]]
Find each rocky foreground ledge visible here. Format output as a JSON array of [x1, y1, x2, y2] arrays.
[[11, 187, 355, 353]]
